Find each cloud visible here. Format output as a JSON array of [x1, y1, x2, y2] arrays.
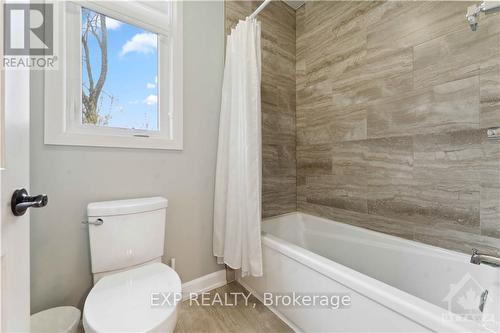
[[143, 94, 158, 106], [120, 33, 157, 56], [146, 76, 158, 89], [105, 17, 123, 30]]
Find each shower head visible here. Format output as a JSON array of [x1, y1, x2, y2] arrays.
[[466, 1, 500, 31]]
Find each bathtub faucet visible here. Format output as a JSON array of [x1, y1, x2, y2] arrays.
[[470, 249, 500, 267]]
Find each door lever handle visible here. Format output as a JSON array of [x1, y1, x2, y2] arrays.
[[11, 188, 48, 216]]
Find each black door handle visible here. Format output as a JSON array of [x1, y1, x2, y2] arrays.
[[11, 188, 48, 216]]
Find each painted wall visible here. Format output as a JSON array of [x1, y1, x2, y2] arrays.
[[29, 1, 224, 313], [225, 0, 297, 218], [296, 1, 500, 255]]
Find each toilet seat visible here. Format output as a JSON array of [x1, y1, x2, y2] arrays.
[[83, 263, 181, 333]]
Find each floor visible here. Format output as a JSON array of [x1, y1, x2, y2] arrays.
[[174, 282, 294, 333]]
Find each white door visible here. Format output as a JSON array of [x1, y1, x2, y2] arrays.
[[1, 0, 32, 330]]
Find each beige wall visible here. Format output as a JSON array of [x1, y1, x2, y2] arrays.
[[296, 1, 500, 255], [225, 0, 297, 218], [30, 1, 224, 313]]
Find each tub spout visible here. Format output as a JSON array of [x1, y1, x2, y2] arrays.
[[470, 249, 500, 267]]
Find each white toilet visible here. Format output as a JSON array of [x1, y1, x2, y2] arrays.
[[82, 197, 181, 333]]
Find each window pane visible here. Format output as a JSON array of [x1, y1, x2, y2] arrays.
[[81, 8, 159, 131]]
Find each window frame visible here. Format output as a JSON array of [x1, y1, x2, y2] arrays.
[[44, 0, 183, 150]]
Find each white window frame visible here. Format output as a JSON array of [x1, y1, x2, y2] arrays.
[[44, 0, 183, 150]]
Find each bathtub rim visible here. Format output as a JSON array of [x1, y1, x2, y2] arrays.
[[264, 211, 494, 264], [258, 211, 492, 333]]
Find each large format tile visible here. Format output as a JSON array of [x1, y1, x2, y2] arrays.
[[414, 226, 500, 257], [262, 111, 296, 146], [296, 6, 307, 91], [297, 104, 367, 145], [296, 144, 332, 176], [262, 176, 297, 218], [331, 48, 413, 109], [412, 129, 482, 228], [367, 77, 480, 138], [413, 13, 500, 88], [298, 140, 371, 213], [304, 175, 368, 213], [480, 58, 500, 128], [365, 136, 417, 221], [263, 144, 296, 178], [296, 80, 334, 145], [298, 202, 415, 241], [480, 134, 500, 238], [367, 2, 467, 51], [330, 139, 369, 186], [295, 1, 500, 256], [480, 184, 500, 238]]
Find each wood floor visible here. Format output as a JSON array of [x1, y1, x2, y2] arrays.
[[174, 282, 294, 333]]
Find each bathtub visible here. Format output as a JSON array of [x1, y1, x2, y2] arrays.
[[239, 212, 500, 333]]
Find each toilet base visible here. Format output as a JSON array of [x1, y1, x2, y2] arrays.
[[83, 303, 178, 333]]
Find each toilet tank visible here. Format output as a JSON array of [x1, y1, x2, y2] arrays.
[[87, 197, 168, 274]]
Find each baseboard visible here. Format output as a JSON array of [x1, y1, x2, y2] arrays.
[[238, 278, 302, 333], [181, 269, 227, 300]]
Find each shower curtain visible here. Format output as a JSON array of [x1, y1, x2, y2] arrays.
[[213, 18, 263, 277]]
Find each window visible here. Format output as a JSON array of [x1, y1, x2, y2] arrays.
[[81, 8, 159, 131], [45, 1, 183, 150]]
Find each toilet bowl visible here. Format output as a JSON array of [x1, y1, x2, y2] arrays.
[[83, 263, 181, 333], [82, 197, 180, 333]]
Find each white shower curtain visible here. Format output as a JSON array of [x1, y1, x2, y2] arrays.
[[213, 18, 263, 277]]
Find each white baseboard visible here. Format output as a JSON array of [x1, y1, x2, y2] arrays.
[[238, 278, 302, 333], [181, 269, 227, 300]]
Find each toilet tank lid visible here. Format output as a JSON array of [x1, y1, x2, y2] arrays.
[[87, 197, 168, 217]]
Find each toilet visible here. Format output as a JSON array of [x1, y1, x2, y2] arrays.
[[82, 197, 181, 333]]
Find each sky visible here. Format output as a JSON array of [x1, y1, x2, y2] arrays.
[[82, 9, 159, 131]]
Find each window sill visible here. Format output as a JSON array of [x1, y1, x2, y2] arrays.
[[44, 130, 183, 150]]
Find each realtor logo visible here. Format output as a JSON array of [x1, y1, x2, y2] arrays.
[[443, 273, 485, 316], [4, 3, 53, 56], [442, 272, 497, 327]]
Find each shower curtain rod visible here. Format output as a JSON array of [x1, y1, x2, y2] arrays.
[[248, 0, 272, 19]]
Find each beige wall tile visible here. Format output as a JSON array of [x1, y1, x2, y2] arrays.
[[413, 14, 500, 88], [367, 76, 479, 138], [480, 58, 500, 128], [480, 135, 500, 238], [296, 144, 332, 176], [296, 1, 500, 255], [367, 2, 466, 51], [304, 175, 368, 213]]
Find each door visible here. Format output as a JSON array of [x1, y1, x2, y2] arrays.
[[1, 0, 31, 330]]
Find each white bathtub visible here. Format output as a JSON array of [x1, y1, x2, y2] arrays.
[[239, 212, 500, 333]]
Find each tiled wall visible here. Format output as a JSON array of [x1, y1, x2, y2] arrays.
[[296, 1, 500, 255], [225, 0, 297, 218], [224, 1, 500, 255]]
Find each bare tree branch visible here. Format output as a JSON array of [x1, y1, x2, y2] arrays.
[[81, 10, 111, 126]]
